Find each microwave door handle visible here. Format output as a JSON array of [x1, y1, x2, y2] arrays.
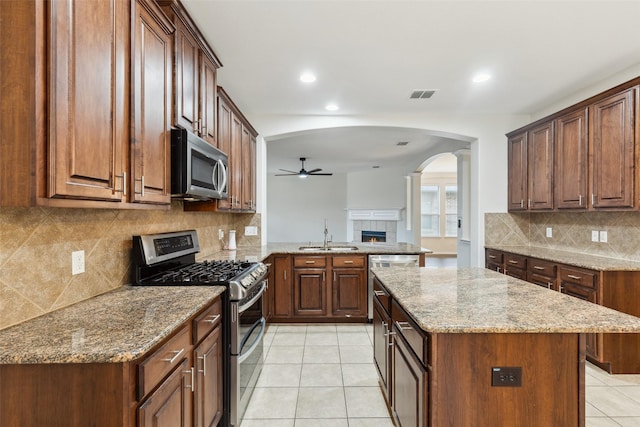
[[217, 158, 228, 193]]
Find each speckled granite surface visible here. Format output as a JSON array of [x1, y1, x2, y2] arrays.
[[485, 245, 640, 271], [372, 267, 640, 334], [201, 242, 430, 262], [0, 285, 225, 364]]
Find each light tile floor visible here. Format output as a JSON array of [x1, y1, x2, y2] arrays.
[[243, 322, 640, 427]]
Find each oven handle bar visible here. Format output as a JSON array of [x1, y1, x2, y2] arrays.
[[238, 281, 267, 313], [238, 318, 266, 364]]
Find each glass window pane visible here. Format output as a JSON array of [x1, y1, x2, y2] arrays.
[[445, 185, 457, 214], [421, 214, 439, 237], [445, 214, 458, 237], [421, 185, 439, 214]]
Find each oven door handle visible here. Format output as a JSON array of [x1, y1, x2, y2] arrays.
[[238, 317, 266, 363], [238, 281, 267, 313]]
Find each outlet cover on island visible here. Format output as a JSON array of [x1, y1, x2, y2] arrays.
[[245, 226, 258, 236], [591, 230, 599, 242], [72, 250, 85, 275], [546, 227, 552, 238]]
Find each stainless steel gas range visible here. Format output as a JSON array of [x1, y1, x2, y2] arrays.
[[132, 230, 267, 426]]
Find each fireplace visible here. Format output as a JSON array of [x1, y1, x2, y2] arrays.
[[362, 230, 386, 243]]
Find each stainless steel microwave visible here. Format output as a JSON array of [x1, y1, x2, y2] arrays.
[[171, 128, 228, 200]]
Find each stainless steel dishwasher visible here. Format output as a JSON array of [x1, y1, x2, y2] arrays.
[[368, 254, 421, 320]]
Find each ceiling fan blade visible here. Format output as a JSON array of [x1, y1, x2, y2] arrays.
[[275, 172, 299, 176], [308, 172, 333, 176], [307, 168, 322, 174], [278, 169, 299, 174]]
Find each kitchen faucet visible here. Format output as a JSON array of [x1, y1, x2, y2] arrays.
[[323, 219, 331, 249]]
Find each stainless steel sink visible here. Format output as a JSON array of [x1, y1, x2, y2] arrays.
[[298, 246, 359, 251]]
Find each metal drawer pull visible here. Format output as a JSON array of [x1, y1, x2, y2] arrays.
[[374, 290, 386, 297], [387, 330, 396, 347], [395, 321, 413, 332], [508, 260, 519, 264], [488, 255, 496, 259], [184, 367, 194, 392], [343, 260, 354, 264], [305, 261, 315, 264], [533, 266, 545, 270], [198, 354, 207, 376], [205, 314, 221, 324], [547, 283, 552, 289], [161, 348, 184, 364], [567, 274, 582, 280]]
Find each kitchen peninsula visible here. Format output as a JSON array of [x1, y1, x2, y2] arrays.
[[371, 267, 640, 427]]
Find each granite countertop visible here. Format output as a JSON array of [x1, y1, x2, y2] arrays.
[[201, 242, 430, 262], [372, 267, 640, 334], [485, 245, 640, 271], [0, 285, 225, 364]]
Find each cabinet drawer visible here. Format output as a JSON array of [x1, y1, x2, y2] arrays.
[[392, 300, 428, 366], [504, 253, 527, 270], [193, 297, 222, 345], [559, 266, 598, 289], [373, 278, 391, 314], [294, 256, 327, 267], [332, 255, 365, 268], [486, 249, 504, 264], [527, 258, 557, 278], [138, 325, 191, 399]]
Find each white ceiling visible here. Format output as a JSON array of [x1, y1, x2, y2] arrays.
[[182, 0, 640, 173]]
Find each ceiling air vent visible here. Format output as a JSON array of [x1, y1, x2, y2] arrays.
[[410, 90, 436, 99], [396, 141, 409, 146]]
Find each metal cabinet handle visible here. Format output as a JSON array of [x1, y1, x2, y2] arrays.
[[198, 354, 207, 376], [533, 266, 545, 270], [567, 274, 582, 280], [283, 270, 287, 281], [488, 255, 497, 259], [592, 194, 596, 205], [305, 261, 315, 264], [528, 199, 532, 208], [374, 290, 386, 297], [322, 271, 326, 282], [579, 195, 583, 206], [382, 321, 388, 336], [547, 282, 552, 289], [507, 260, 519, 265], [184, 367, 194, 392], [343, 260, 354, 264], [387, 330, 396, 347], [161, 348, 184, 364], [395, 321, 412, 332], [205, 314, 220, 324], [520, 200, 524, 208], [333, 271, 336, 281]]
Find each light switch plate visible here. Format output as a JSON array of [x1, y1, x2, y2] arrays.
[[72, 250, 85, 275], [600, 230, 608, 243], [245, 226, 258, 236], [591, 230, 599, 242], [546, 227, 552, 238], [218, 229, 224, 240]]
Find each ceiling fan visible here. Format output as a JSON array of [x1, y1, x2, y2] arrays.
[[275, 157, 333, 178]]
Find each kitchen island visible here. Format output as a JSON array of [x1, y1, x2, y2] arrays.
[[371, 267, 640, 427]]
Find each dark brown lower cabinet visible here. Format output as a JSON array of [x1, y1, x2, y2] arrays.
[[138, 358, 193, 427], [392, 326, 427, 427], [373, 298, 391, 401], [194, 324, 223, 427], [293, 267, 328, 316]]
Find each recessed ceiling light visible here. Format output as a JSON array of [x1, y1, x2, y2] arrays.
[[300, 72, 316, 83], [325, 103, 339, 111], [472, 73, 491, 83]]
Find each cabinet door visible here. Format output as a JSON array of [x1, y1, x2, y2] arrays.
[[332, 268, 367, 317], [590, 87, 637, 209], [527, 122, 554, 210], [132, 0, 172, 204], [200, 55, 217, 146], [293, 268, 327, 316], [555, 108, 588, 209], [174, 20, 199, 133], [194, 325, 223, 427], [273, 256, 293, 317], [138, 359, 193, 427], [373, 299, 391, 401], [507, 132, 528, 211], [48, 0, 127, 202], [392, 329, 428, 427], [216, 94, 233, 210], [230, 113, 243, 210], [241, 126, 255, 211], [560, 283, 601, 360]]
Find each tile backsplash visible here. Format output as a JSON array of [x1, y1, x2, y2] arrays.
[[0, 202, 261, 330], [485, 211, 640, 262]]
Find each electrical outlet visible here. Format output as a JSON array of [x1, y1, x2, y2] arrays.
[[491, 367, 522, 387], [591, 230, 599, 242], [218, 229, 224, 240], [600, 230, 608, 243], [72, 250, 85, 275], [546, 227, 552, 238], [245, 226, 258, 236]]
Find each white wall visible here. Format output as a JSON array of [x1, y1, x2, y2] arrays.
[[267, 173, 348, 243]]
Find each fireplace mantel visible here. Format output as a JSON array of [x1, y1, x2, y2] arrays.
[[347, 208, 403, 221]]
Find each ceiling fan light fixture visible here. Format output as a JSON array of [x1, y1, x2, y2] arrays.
[[300, 72, 316, 83], [325, 103, 339, 111]]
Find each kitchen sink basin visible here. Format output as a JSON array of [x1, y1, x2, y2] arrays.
[[298, 246, 360, 251]]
